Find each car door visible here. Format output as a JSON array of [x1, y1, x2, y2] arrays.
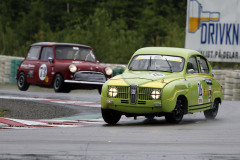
[[35, 47, 54, 85], [186, 55, 201, 107], [196, 56, 212, 104], [23, 46, 41, 84], [186, 55, 213, 113]]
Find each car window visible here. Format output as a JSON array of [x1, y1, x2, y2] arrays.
[[40, 47, 53, 60], [187, 56, 199, 73], [197, 56, 209, 74], [55, 46, 96, 62], [26, 46, 41, 60], [128, 55, 184, 72]]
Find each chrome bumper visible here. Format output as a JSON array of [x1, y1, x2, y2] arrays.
[[64, 80, 104, 85]]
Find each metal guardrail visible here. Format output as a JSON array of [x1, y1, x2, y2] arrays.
[[0, 55, 24, 84]]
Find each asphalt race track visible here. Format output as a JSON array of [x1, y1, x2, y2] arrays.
[[0, 87, 240, 160]]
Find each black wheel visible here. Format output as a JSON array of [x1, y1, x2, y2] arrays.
[[17, 72, 29, 91], [98, 87, 102, 95], [165, 98, 185, 124], [53, 74, 65, 93], [204, 100, 219, 119], [145, 115, 155, 120], [63, 87, 71, 93], [101, 108, 121, 125]]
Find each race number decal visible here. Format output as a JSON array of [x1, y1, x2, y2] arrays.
[[198, 81, 203, 104], [39, 64, 47, 81]]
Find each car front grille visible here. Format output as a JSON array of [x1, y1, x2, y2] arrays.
[[74, 71, 106, 83], [108, 86, 160, 104], [114, 86, 129, 99], [138, 87, 153, 100]]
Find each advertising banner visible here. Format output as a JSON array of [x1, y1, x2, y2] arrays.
[[185, 0, 240, 62]]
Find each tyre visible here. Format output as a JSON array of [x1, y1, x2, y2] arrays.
[[165, 98, 185, 124], [63, 87, 71, 93], [101, 108, 121, 125], [145, 115, 155, 120], [17, 72, 29, 91], [212, 70, 222, 75], [98, 87, 102, 95], [225, 77, 233, 83], [232, 72, 240, 79], [53, 74, 66, 93], [204, 100, 219, 119], [224, 89, 233, 96]]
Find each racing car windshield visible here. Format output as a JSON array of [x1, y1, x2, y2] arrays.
[[128, 55, 185, 72], [55, 46, 96, 62]]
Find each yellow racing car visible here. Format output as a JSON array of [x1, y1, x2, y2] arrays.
[[101, 47, 222, 124]]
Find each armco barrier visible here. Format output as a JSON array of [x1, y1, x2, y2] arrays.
[[1, 55, 240, 100], [212, 70, 240, 101], [0, 55, 24, 84]]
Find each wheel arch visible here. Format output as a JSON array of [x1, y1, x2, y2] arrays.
[[52, 72, 64, 85], [214, 97, 222, 104], [161, 83, 189, 113], [17, 70, 25, 79]]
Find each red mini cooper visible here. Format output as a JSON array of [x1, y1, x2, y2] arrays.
[[17, 42, 112, 93]]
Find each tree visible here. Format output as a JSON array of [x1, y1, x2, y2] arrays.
[[0, 0, 187, 63]]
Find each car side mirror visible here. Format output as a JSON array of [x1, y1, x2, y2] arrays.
[[187, 69, 195, 74], [48, 57, 54, 63]]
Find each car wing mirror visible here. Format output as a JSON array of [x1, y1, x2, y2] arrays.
[[48, 57, 54, 63], [187, 69, 195, 74]]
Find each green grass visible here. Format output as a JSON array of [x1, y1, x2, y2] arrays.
[[0, 109, 8, 117]]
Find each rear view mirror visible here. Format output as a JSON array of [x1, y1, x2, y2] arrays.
[[188, 69, 195, 74], [48, 57, 54, 63]]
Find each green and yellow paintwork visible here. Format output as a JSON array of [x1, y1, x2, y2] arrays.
[[101, 47, 222, 115]]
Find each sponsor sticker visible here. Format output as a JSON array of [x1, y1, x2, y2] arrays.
[[21, 64, 35, 69], [198, 81, 203, 104], [208, 86, 212, 102], [148, 73, 165, 77], [72, 61, 82, 64]]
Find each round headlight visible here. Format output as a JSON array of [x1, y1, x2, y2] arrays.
[[108, 87, 118, 98], [105, 67, 113, 75], [69, 64, 77, 73], [150, 89, 161, 100]]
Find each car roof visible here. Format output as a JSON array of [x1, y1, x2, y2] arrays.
[[133, 47, 202, 59], [31, 42, 91, 48]]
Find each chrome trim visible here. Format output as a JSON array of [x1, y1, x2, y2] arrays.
[[64, 80, 104, 85], [130, 84, 138, 104], [75, 71, 103, 74]]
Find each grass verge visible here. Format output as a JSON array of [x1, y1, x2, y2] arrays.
[[0, 109, 8, 117]]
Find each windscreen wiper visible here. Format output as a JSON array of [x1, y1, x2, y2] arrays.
[[147, 56, 152, 70], [165, 58, 173, 73]]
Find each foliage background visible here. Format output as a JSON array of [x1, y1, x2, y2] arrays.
[[0, 0, 187, 64]]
